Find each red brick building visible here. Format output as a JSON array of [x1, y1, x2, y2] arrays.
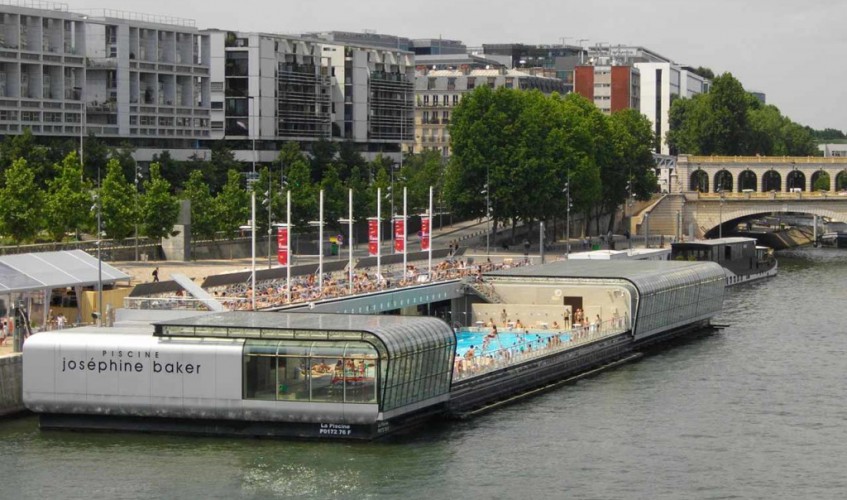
[[573, 65, 640, 114]]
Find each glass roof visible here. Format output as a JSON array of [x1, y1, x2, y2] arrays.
[[154, 311, 457, 356], [485, 259, 726, 294], [0, 250, 131, 294]]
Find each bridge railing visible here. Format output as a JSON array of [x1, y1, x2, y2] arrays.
[[685, 156, 847, 165], [697, 191, 846, 200]]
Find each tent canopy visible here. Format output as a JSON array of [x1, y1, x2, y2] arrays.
[[0, 250, 130, 294]]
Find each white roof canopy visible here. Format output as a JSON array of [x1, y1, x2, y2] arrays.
[[0, 250, 130, 294]]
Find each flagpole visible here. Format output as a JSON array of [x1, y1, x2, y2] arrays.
[[286, 189, 291, 304], [402, 186, 407, 279], [318, 189, 324, 295], [377, 187, 382, 288], [348, 188, 353, 294], [428, 185, 433, 277], [251, 191, 256, 310]]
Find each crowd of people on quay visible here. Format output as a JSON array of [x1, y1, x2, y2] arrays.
[[206, 256, 530, 310]]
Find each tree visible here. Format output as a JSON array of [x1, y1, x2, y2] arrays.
[[182, 169, 217, 240], [667, 72, 819, 157], [208, 143, 242, 194], [44, 151, 93, 241], [0, 157, 43, 244], [214, 169, 249, 236], [308, 138, 338, 183], [400, 150, 446, 212], [152, 150, 187, 193], [0, 129, 53, 189], [606, 108, 658, 231], [139, 163, 180, 241], [99, 158, 137, 240]]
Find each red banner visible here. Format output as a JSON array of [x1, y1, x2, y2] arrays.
[[394, 219, 405, 252], [421, 217, 430, 251], [368, 220, 379, 256], [277, 227, 288, 266]]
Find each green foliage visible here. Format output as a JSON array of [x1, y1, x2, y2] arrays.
[[808, 127, 846, 141], [400, 150, 445, 212], [667, 72, 819, 156], [44, 151, 93, 241], [152, 150, 187, 193], [100, 158, 137, 240], [445, 86, 649, 230], [183, 169, 217, 240], [139, 163, 180, 241], [0, 129, 53, 188], [814, 172, 830, 191], [214, 170, 249, 236], [0, 157, 43, 244]]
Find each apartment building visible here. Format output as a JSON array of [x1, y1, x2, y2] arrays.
[[574, 64, 641, 114], [573, 45, 710, 154], [481, 43, 583, 93], [414, 67, 567, 155], [0, 4, 211, 162]]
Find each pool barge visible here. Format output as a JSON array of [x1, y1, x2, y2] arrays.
[[24, 260, 726, 440]]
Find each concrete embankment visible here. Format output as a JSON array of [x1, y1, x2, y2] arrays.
[[0, 354, 24, 417]]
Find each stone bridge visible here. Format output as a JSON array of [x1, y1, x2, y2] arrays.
[[633, 156, 847, 239]]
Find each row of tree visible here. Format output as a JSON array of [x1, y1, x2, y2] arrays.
[[0, 134, 448, 245], [444, 86, 658, 235], [667, 73, 819, 156]]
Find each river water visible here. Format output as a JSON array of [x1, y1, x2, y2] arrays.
[[2, 247, 847, 499]]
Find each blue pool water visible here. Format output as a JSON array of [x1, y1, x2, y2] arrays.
[[455, 328, 571, 357]]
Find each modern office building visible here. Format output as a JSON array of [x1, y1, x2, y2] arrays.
[[0, 4, 212, 162], [0, 3, 415, 169], [481, 43, 582, 93], [413, 67, 567, 155]]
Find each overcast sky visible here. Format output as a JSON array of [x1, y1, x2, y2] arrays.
[[68, 0, 847, 131]]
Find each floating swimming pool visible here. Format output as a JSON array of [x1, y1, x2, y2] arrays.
[[455, 328, 571, 357]]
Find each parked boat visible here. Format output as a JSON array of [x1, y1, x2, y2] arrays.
[[671, 237, 777, 286]]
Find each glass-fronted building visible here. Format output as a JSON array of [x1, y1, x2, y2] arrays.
[[155, 312, 457, 419], [482, 260, 726, 341], [24, 311, 456, 439]]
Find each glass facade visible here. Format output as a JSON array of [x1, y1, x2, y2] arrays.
[[243, 339, 379, 404], [157, 312, 457, 414], [633, 265, 725, 338]]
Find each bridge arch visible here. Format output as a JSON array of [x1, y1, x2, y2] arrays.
[[811, 170, 830, 192], [690, 170, 709, 192], [762, 170, 781, 192], [837, 171, 847, 191], [787, 170, 806, 191], [738, 170, 756, 192], [714, 170, 733, 193]]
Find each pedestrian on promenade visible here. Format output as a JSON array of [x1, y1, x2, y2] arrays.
[[152, 267, 160, 282]]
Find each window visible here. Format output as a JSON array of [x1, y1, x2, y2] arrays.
[[423, 95, 429, 106], [432, 95, 439, 106], [443, 94, 449, 106], [467, 77, 475, 90], [427, 77, 436, 90], [243, 340, 379, 404], [453, 95, 459, 106]]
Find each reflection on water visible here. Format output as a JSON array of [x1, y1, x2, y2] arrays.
[[3, 247, 847, 498]]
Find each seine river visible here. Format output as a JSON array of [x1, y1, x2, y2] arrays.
[[2, 247, 847, 499]]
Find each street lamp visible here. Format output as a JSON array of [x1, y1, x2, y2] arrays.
[[482, 167, 491, 255], [90, 171, 103, 326], [563, 175, 572, 256], [134, 165, 143, 261], [239, 192, 257, 310], [308, 190, 325, 295]]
